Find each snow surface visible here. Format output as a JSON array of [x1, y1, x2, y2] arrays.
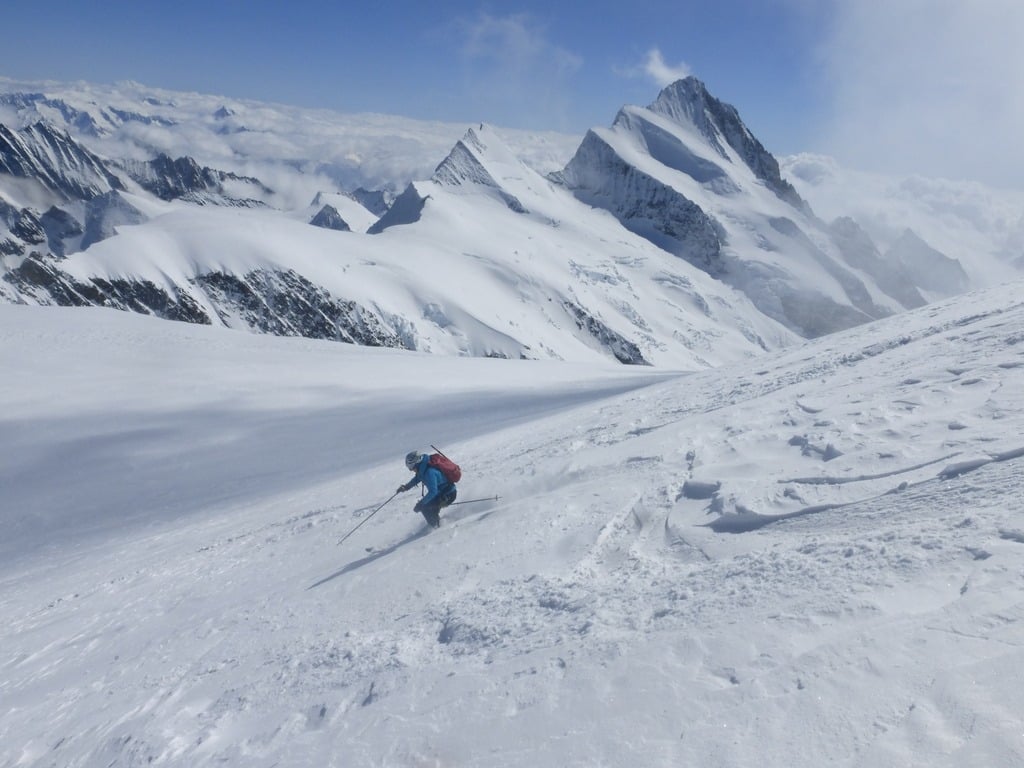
[[3, 276, 1024, 766]]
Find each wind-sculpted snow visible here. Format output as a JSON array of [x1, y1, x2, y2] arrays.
[[2, 280, 1024, 766]]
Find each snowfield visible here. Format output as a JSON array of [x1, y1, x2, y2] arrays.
[[2, 278, 1024, 766]]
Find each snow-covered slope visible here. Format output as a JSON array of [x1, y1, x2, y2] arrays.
[[2, 276, 1023, 766]]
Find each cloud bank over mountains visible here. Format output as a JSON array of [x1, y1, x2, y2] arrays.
[[819, 0, 1024, 188]]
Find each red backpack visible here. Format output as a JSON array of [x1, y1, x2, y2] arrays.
[[428, 453, 462, 484]]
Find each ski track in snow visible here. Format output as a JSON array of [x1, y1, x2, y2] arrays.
[[2, 285, 1024, 766]]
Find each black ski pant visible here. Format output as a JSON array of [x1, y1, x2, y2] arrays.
[[418, 487, 457, 528]]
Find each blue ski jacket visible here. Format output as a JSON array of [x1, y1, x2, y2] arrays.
[[403, 454, 455, 508]]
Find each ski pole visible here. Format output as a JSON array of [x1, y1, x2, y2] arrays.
[[431, 443, 454, 461], [337, 492, 398, 545], [449, 495, 499, 506]]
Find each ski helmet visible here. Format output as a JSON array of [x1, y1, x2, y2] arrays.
[[405, 450, 422, 470]]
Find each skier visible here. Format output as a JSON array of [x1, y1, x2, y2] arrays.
[[397, 449, 458, 528]]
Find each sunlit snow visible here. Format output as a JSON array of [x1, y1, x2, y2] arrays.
[[2, 277, 1023, 765]]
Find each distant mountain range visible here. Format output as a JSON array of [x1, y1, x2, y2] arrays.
[[1, 76, 1020, 367]]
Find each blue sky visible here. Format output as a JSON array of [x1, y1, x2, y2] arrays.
[[3, 1, 1023, 188]]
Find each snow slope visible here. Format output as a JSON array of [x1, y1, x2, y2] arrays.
[[2, 277, 1024, 766]]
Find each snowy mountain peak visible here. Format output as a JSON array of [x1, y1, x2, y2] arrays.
[[431, 125, 528, 213], [648, 77, 805, 210], [432, 127, 495, 188], [647, 76, 719, 141], [559, 77, 911, 337]]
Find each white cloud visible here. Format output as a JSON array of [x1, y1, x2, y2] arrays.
[[818, 0, 1024, 189], [643, 48, 692, 88]]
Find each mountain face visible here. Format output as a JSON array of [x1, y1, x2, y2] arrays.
[[431, 127, 528, 213], [0, 76, 1001, 367], [0, 121, 124, 200], [81, 191, 147, 250], [120, 153, 273, 206], [559, 77, 935, 338], [0, 116, 280, 259], [886, 229, 970, 296], [829, 217, 927, 309], [647, 78, 807, 212]]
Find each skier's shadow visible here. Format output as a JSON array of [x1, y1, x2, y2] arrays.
[[306, 526, 432, 590]]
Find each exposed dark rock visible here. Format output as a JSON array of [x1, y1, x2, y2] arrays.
[[11, 208, 45, 245], [650, 77, 808, 212], [310, 204, 350, 231], [562, 130, 725, 276], [3, 252, 210, 322], [122, 153, 273, 203], [368, 184, 428, 234], [1, 238, 26, 255], [82, 191, 146, 249], [91, 277, 211, 323], [432, 130, 527, 213], [0, 121, 124, 199], [193, 269, 408, 348], [349, 187, 393, 216], [4, 252, 106, 306], [104, 107, 175, 128], [40, 206, 83, 257], [562, 299, 649, 365]]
